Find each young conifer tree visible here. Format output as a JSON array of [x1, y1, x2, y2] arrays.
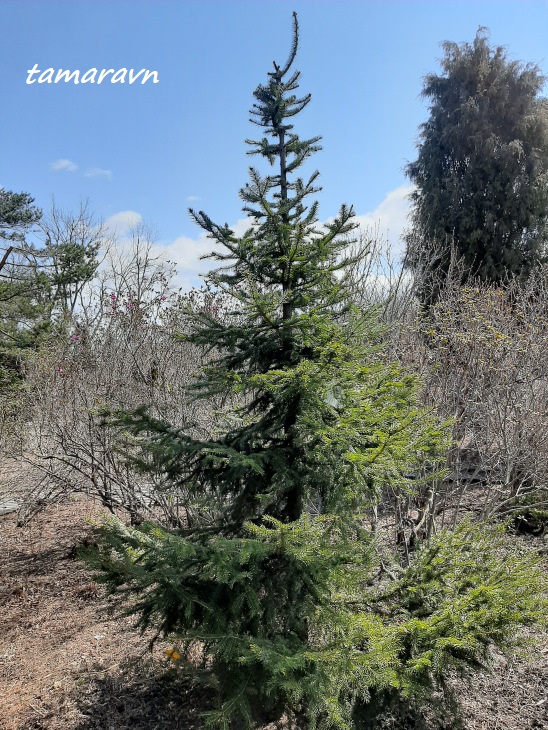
[[90, 15, 546, 729]]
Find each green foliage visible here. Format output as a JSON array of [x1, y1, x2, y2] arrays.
[[0, 200, 101, 375], [87, 515, 546, 729], [86, 15, 547, 729], [0, 189, 44, 382], [39, 200, 102, 317], [406, 28, 548, 303], [0, 256, 51, 351], [0, 189, 41, 243], [377, 519, 546, 683]]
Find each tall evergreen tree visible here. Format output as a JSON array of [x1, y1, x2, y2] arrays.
[[0, 200, 102, 357], [88, 16, 547, 729], [406, 28, 548, 303], [0, 189, 41, 246], [0, 190, 43, 374]]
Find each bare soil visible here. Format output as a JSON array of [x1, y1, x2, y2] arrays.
[[0, 498, 546, 730], [0, 499, 212, 730]]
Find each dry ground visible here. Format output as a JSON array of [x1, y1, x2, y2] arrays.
[[0, 499, 212, 730], [0, 497, 546, 730]]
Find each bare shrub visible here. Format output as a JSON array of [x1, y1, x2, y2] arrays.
[[13, 227, 229, 526], [346, 232, 548, 541], [411, 268, 548, 526]]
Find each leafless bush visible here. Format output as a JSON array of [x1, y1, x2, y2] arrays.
[[408, 268, 548, 526], [346, 227, 414, 318], [13, 227, 229, 526], [346, 232, 548, 540], [9, 218, 548, 537]]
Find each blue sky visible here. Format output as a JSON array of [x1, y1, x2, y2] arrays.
[[2, 0, 548, 288]]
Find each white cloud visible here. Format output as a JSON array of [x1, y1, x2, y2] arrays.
[[105, 210, 143, 236], [84, 167, 112, 179], [185, 195, 201, 202], [162, 217, 251, 291], [161, 187, 413, 292], [50, 158, 78, 172], [353, 185, 413, 254]]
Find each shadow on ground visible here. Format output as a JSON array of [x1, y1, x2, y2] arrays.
[[353, 687, 465, 730], [71, 660, 212, 730]]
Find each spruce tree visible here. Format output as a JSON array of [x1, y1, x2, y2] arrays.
[[89, 15, 547, 729]]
